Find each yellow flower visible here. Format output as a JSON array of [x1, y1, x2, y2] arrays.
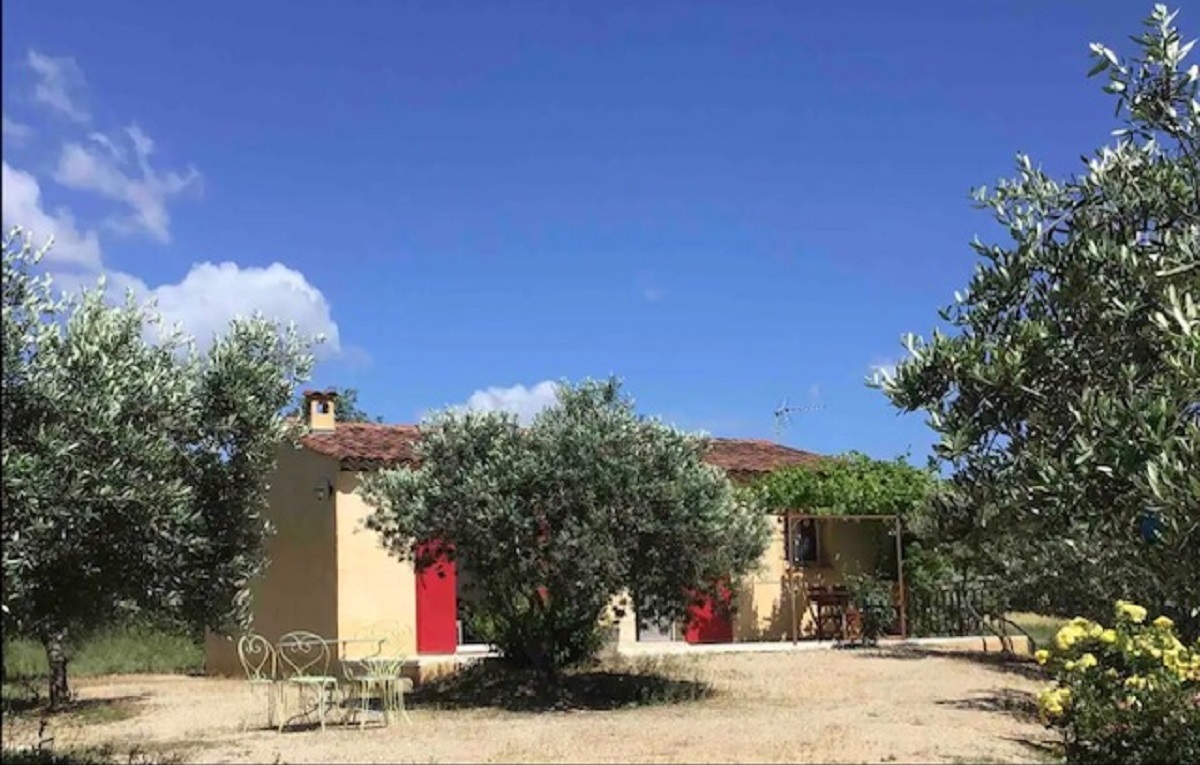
[[1064, 660, 1076, 671], [1153, 615, 1174, 630], [1116, 600, 1147, 624], [1077, 652, 1098, 670], [1055, 624, 1085, 651], [1035, 649, 1050, 665], [1100, 629, 1117, 644], [1037, 687, 1071, 719], [1124, 675, 1148, 690]]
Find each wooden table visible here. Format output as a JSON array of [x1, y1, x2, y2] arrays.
[[806, 587, 851, 641]]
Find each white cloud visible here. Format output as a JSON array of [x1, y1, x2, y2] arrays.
[[635, 270, 666, 302], [5, 52, 344, 361], [145, 262, 341, 356], [3, 115, 33, 144], [54, 124, 200, 243], [2, 161, 103, 269], [454, 380, 561, 424], [27, 50, 89, 123], [86, 131, 125, 160], [4, 161, 340, 358]]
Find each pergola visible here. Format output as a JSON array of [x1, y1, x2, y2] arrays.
[[780, 511, 907, 643]]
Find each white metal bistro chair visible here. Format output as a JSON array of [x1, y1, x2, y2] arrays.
[[341, 623, 414, 727], [236, 633, 279, 730], [276, 630, 341, 732]]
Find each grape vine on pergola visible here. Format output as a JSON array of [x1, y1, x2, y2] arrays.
[[753, 452, 934, 642]]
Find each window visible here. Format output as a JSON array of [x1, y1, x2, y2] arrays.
[[787, 517, 821, 566]]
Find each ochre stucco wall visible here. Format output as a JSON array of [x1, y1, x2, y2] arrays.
[[602, 589, 640, 645], [205, 444, 341, 676], [333, 470, 418, 660], [734, 516, 887, 642]]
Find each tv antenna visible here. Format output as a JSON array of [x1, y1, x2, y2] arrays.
[[773, 399, 826, 442]]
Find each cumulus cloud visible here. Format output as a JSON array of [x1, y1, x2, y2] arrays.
[[3, 161, 341, 357], [5, 50, 345, 361], [2, 161, 103, 269], [27, 50, 89, 122], [3, 115, 33, 144], [146, 262, 341, 356], [454, 380, 561, 424], [54, 124, 201, 243]]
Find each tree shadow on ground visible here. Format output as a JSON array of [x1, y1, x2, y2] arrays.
[[1003, 735, 1063, 763], [857, 646, 1061, 761], [408, 659, 715, 713], [851, 644, 1047, 681], [937, 687, 1041, 724], [0, 741, 185, 765], [1, 691, 149, 724]]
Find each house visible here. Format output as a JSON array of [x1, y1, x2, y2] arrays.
[[203, 391, 888, 677]]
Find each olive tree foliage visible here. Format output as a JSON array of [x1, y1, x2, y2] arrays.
[[2, 229, 316, 705], [874, 6, 1200, 637], [360, 378, 770, 674]]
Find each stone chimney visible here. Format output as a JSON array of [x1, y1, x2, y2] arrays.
[[303, 389, 339, 432]]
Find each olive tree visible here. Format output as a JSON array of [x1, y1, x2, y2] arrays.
[[875, 6, 1200, 637], [2, 229, 316, 706], [360, 378, 770, 674]]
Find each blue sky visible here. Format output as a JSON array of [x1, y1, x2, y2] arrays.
[[1, 0, 1153, 460]]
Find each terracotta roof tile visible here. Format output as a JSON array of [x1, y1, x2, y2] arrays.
[[703, 437, 823, 474], [301, 423, 421, 467], [301, 425, 822, 474]]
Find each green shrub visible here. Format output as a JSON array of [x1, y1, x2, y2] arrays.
[[3, 623, 202, 681], [845, 573, 894, 646], [1036, 600, 1200, 765]]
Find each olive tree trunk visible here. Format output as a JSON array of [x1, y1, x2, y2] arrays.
[[40, 628, 71, 709]]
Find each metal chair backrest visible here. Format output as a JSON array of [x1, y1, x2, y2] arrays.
[[276, 630, 332, 679], [237, 633, 277, 683], [347, 622, 410, 679]]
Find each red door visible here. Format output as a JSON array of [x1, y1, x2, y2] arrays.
[[415, 540, 458, 654], [685, 581, 733, 644]]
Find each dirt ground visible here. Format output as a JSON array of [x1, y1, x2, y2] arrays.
[[3, 646, 1058, 764]]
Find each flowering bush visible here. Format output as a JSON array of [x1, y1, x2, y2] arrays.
[[1036, 600, 1200, 764]]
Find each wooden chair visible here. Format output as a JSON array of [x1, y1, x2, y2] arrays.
[[276, 631, 341, 732], [806, 584, 851, 641], [236, 633, 279, 730]]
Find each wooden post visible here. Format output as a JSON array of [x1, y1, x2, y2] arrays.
[[895, 516, 907, 639], [789, 574, 798, 644], [788, 513, 798, 644]]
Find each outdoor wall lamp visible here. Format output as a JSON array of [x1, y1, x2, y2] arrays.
[[313, 478, 334, 502]]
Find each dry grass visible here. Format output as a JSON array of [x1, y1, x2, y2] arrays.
[[1, 647, 1059, 764]]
